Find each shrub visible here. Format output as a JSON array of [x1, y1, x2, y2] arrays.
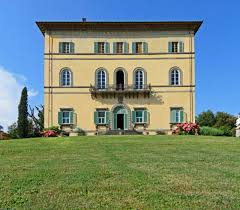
[[7, 122, 19, 139], [156, 129, 166, 135], [200, 126, 225, 136], [46, 126, 61, 135], [73, 127, 86, 136], [173, 123, 200, 135], [42, 130, 57, 137]]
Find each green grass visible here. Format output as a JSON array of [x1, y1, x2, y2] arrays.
[[0, 135, 240, 209]]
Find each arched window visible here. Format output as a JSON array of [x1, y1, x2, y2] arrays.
[[170, 68, 181, 85], [96, 69, 107, 89], [60, 68, 72, 86], [134, 69, 145, 89]]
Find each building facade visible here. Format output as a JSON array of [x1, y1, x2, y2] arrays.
[[37, 21, 202, 135]]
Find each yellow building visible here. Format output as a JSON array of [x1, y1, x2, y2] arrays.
[[37, 21, 202, 135]]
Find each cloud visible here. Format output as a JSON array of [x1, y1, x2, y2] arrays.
[[0, 66, 38, 131], [28, 89, 39, 97]]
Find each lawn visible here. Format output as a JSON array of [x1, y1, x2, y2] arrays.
[[0, 135, 240, 209]]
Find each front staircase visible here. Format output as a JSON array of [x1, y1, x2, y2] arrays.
[[100, 129, 143, 135]]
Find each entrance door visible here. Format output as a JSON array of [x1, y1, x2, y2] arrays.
[[117, 114, 124, 129], [113, 106, 128, 130], [116, 70, 124, 90]]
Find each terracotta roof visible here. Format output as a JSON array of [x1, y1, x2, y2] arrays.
[[36, 21, 202, 36]]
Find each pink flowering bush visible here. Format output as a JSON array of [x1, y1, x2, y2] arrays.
[[42, 130, 57, 137], [173, 123, 200, 135]]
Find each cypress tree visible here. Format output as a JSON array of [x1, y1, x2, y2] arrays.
[[17, 87, 29, 138]]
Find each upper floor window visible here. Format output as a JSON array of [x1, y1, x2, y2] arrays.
[[132, 42, 148, 54], [116, 42, 123, 54], [168, 41, 184, 53], [94, 42, 110, 54], [96, 69, 107, 89], [170, 68, 181, 85], [170, 108, 184, 123], [60, 68, 72, 86], [59, 42, 74, 54], [134, 69, 145, 89], [113, 42, 129, 54]]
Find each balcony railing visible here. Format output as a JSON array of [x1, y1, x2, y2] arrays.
[[90, 84, 152, 98]]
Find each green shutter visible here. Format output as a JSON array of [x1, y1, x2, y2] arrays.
[[70, 42, 74, 53], [143, 110, 148, 123], [69, 111, 74, 124], [124, 42, 129, 53], [168, 42, 172, 53], [180, 110, 184, 122], [132, 111, 136, 124], [59, 42, 64, 53], [105, 42, 110, 54], [105, 111, 109, 124], [94, 42, 98, 54], [179, 42, 184, 53], [132, 42, 136, 54], [58, 111, 62, 124], [124, 114, 128, 130], [143, 42, 148, 54], [94, 111, 98, 124], [114, 113, 117, 129], [113, 42, 117, 54], [171, 109, 177, 123]]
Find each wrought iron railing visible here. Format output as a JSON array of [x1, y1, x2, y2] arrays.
[[90, 84, 152, 92]]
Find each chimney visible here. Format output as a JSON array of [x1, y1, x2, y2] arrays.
[[82, 18, 87, 22]]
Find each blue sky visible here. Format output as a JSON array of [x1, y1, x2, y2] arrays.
[[0, 0, 239, 129]]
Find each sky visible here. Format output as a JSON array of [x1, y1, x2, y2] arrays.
[[0, 0, 239, 130]]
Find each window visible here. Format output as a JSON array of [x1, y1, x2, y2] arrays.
[[59, 42, 74, 53], [172, 42, 178, 53], [58, 110, 74, 125], [170, 69, 181, 85], [115, 42, 123, 54], [98, 111, 106, 124], [94, 42, 110, 54], [60, 69, 72, 86], [98, 42, 105, 54], [96, 69, 106, 89], [136, 42, 143, 54], [136, 110, 144, 123], [94, 110, 109, 125], [132, 109, 148, 124], [168, 41, 184, 53], [134, 69, 144, 89], [62, 111, 70, 124], [171, 108, 184, 123]]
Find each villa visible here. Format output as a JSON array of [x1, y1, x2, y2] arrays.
[[36, 20, 202, 135]]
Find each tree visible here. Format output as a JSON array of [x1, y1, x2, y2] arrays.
[[214, 112, 237, 134], [28, 105, 44, 137], [0, 125, 3, 131], [196, 110, 216, 127], [7, 122, 18, 139], [17, 87, 29, 138]]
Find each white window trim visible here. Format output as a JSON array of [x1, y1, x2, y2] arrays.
[[61, 69, 72, 87], [97, 111, 106, 124], [62, 111, 71, 125], [170, 69, 180, 86], [97, 70, 107, 89], [135, 70, 144, 89], [135, 110, 144, 124]]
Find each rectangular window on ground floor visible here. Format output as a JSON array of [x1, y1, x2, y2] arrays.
[[94, 110, 109, 125], [170, 108, 184, 123], [58, 109, 74, 125], [132, 109, 148, 124]]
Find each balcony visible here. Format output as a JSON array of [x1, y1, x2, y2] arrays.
[[90, 84, 152, 99]]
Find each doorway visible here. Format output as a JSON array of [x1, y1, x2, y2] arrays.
[[112, 106, 128, 130], [117, 114, 124, 129], [116, 70, 124, 90]]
